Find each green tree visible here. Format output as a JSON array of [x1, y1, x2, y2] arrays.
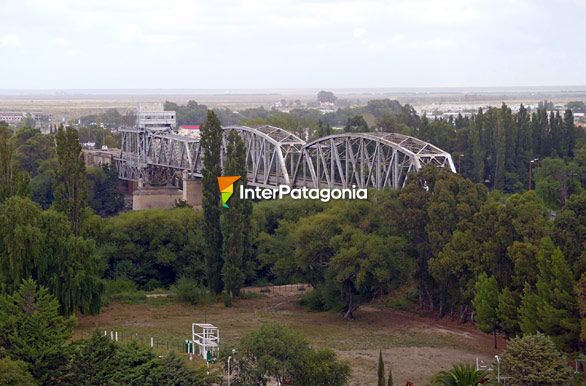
[[377, 350, 385, 386], [519, 238, 579, 349], [0, 279, 75, 384], [472, 274, 499, 348], [553, 191, 586, 274], [329, 228, 411, 319], [500, 334, 572, 385], [496, 287, 519, 336], [201, 111, 224, 293], [0, 197, 104, 314], [534, 157, 581, 209], [234, 324, 349, 386], [54, 125, 87, 234], [343, 115, 369, 132], [387, 368, 393, 386], [222, 130, 251, 300], [0, 357, 37, 386], [430, 363, 487, 386], [70, 331, 118, 385], [577, 272, 586, 343], [87, 163, 124, 216]]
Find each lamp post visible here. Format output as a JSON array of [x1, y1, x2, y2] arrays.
[[227, 356, 231, 386], [228, 348, 236, 386], [494, 355, 501, 384], [458, 153, 464, 174], [528, 158, 539, 190]]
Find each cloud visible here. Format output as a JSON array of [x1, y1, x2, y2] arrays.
[[0, 0, 585, 88], [0, 34, 20, 47]]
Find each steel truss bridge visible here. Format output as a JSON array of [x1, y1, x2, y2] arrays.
[[115, 125, 455, 189]]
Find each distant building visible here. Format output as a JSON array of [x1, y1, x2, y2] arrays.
[[0, 111, 53, 132], [0, 112, 23, 125], [137, 103, 176, 131], [178, 125, 201, 138]]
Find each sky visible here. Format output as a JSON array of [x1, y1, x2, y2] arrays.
[[0, 0, 585, 89]]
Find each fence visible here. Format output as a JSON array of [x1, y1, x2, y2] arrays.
[[77, 329, 189, 354]]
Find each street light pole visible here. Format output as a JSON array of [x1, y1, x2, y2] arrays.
[[495, 355, 501, 384], [528, 158, 538, 190], [227, 356, 231, 386]]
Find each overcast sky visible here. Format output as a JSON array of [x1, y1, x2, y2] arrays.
[[0, 0, 585, 89]]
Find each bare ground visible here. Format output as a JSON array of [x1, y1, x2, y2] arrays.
[[75, 287, 504, 385]]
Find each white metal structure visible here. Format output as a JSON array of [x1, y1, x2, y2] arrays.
[[192, 323, 220, 361]]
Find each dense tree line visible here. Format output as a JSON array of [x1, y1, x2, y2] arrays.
[[0, 280, 216, 385]]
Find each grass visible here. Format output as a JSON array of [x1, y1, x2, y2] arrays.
[[74, 289, 501, 385]]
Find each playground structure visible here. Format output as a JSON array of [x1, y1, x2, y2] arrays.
[[192, 323, 220, 362]]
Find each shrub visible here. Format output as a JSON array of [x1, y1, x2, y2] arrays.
[[173, 276, 211, 305], [501, 334, 572, 385]]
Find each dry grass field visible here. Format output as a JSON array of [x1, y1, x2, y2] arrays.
[[74, 286, 503, 385]]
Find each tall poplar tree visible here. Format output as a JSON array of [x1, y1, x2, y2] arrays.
[[221, 130, 251, 300], [201, 111, 224, 293], [54, 125, 87, 234]]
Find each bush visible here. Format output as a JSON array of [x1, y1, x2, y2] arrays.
[[501, 333, 572, 385], [103, 279, 146, 304], [173, 276, 211, 305], [0, 357, 37, 386], [299, 280, 344, 312], [386, 297, 411, 311]]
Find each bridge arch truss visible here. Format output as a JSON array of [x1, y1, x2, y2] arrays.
[[292, 132, 456, 189]]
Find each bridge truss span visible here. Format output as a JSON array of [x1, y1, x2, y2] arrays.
[[292, 132, 456, 189], [222, 125, 305, 187]]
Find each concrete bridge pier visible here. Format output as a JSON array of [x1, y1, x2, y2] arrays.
[[182, 171, 203, 208]]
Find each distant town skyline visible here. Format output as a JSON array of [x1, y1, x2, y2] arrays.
[[1, 0, 585, 90]]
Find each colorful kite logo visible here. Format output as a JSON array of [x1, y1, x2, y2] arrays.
[[218, 176, 241, 208]]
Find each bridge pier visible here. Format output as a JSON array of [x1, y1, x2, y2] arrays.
[[182, 171, 202, 208]]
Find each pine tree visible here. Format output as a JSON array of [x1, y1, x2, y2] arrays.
[[201, 111, 224, 294], [54, 125, 87, 234], [377, 350, 385, 386], [497, 287, 519, 337], [0, 279, 75, 384], [472, 273, 500, 348], [387, 367, 393, 386], [534, 238, 579, 348], [221, 131, 249, 301], [519, 282, 540, 334]]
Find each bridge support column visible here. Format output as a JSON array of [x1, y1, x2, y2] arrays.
[[182, 171, 202, 208]]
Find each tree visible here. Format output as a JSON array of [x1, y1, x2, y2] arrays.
[[317, 90, 337, 104], [496, 287, 519, 337], [329, 228, 411, 319], [519, 238, 579, 349], [201, 111, 224, 293], [0, 123, 30, 203], [0, 357, 37, 386], [316, 120, 333, 138], [377, 350, 385, 386], [430, 363, 487, 386], [87, 163, 124, 216], [500, 334, 572, 385], [344, 115, 369, 133], [387, 368, 393, 386], [0, 279, 75, 384], [233, 324, 350, 386], [70, 331, 118, 385], [577, 272, 586, 343], [222, 130, 251, 300], [472, 274, 499, 348], [0, 197, 104, 314], [54, 125, 87, 234], [534, 157, 581, 209]]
